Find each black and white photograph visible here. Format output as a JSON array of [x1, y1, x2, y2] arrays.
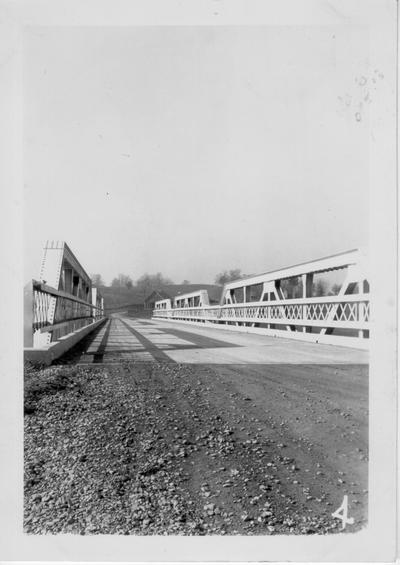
[[0, 0, 397, 563]]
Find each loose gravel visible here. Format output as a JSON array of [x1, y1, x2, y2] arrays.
[[24, 361, 368, 535]]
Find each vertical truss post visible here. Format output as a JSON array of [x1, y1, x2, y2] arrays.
[[358, 279, 366, 339], [302, 273, 313, 332]]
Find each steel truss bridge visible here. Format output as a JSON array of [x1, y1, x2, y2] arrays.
[[24, 241, 105, 364], [153, 249, 369, 350], [24, 242, 369, 364]]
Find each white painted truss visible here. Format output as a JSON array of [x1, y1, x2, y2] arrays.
[[153, 249, 370, 349], [24, 241, 105, 348], [154, 298, 172, 310]]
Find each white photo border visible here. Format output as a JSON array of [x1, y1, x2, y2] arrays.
[[0, 0, 397, 562]]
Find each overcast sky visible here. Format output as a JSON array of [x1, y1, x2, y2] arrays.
[[24, 26, 372, 285]]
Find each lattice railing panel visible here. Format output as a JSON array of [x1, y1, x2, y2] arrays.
[[153, 295, 370, 333], [33, 289, 53, 330], [31, 280, 105, 342]]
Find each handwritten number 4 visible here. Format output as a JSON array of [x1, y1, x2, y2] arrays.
[[332, 495, 355, 530]]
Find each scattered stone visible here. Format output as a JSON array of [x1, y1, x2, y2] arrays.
[[24, 360, 367, 536]]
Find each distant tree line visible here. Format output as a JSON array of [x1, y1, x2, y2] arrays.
[[111, 273, 134, 289], [214, 269, 243, 285], [91, 268, 246, 296], [135, 273, 173, 300], [91, 269, 344, 300], [90, 273, 105, 287], [91, 269, 245, 290], [90, 271, 173, 299]]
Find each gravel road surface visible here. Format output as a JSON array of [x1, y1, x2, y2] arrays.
[[24, 360, 368, 535]]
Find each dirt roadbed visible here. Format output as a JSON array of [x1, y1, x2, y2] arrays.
[[24, 362, 368, 535]]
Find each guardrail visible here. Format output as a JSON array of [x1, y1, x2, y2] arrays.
[[25, 280, 105, 348], [153, 294, 370, 345]]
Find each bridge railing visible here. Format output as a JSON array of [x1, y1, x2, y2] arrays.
[[25, 280, 105, 348], [153, 294, 370, 340], [154, 306, 220, 321], [152, 249, 370, 347]]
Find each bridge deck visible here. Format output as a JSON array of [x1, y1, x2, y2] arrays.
[[28, 314, 369, 535], [59, 315, 369, 365]]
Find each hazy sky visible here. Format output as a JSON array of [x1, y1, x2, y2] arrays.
[[24, 26, 371, 285]]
